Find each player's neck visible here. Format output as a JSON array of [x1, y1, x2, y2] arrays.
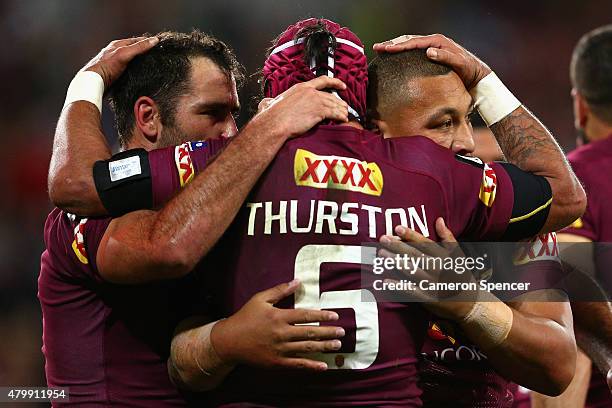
[[339, 120, 363, 130], [120, 130, 158, 152], [585, 115, 612, 143]]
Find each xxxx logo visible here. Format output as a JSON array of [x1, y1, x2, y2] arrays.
[[514, 232, 560, 265], [294, 149, 383, 196], [479, 163, 497, 207], [175, 143, 195, 187]]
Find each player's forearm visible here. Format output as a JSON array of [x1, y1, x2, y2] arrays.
[[48, 102, 110, 215], [572, 301, 612, 376], [460, 303, 576, 396], [144, 113, 289, 277], [169, 318, 235, 392], [490, 106, 586, 232]]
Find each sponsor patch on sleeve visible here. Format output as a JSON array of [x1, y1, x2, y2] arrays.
[[294, 149, 383, 196], [108, 155, 142, 182], [479, 163, 497, 207], [175, 142, 195, 187]]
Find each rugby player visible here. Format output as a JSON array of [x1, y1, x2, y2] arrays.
[[370, 33, 586, 234], [368, 36, 578, 405], [46, 21, 584, 404], [165, 19, 583, 406], [425, 99, 610, 408], [529, 24, 612, 408], [41, 31, 349, 406], [372, 33, 612, 407]]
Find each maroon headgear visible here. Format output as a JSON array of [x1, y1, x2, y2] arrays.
[[262, 18, 368, 122]]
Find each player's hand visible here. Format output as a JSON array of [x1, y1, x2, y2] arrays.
[[257, 76, 350, 139], [373, 34, 492, 91], [211, 279, 345, 371], [81, 36, 159, 89], [378, 217, 477, 321]]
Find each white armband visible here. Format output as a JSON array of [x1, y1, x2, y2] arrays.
[[63, 71, 104, 113], [470, 72, 521, 126]]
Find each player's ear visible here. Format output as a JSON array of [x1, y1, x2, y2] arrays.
[[571, 88, 589, 130], [134, 96, 162, 144]]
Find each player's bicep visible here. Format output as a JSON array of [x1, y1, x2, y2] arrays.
[[93, 140, 228, 217], [498, 162, 553, 240], [95, 210, 170, 284]]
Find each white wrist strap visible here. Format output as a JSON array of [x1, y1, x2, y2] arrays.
[[63, 71, 104, 113], [470, 72, 521, 126], [194, 320, 220, 377]]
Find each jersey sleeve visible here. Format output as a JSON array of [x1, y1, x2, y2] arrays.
[[510, 232, 566, 297], [44, 209, 112, 283], [93, 139, 229, 216], [448, 156, 552, 241], [561, 162, 598, 241]]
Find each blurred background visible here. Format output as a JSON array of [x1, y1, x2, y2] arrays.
[[0, 0, 610, 397]]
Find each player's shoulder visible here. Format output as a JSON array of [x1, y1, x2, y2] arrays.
[[44, 208, 102, 235], [288, 128, 485, 185], [377, 135, 488, 187], [566, 140, 612, 192], [44, 208, 112, 262], [43, 208, 75, 244], [567, 137, 612, 168]]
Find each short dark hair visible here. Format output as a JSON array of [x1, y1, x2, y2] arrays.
[[571, 24, 612, 124], [108, 30, 244, 147], [367, 49, 451, 120]]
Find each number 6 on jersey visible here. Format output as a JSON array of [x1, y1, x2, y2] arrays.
[[294, 244, 379, 369]]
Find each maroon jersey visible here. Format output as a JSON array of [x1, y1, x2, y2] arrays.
[[203, 125, 519, 407], [38, 140, 223, 406], [563, 135, 612, 293], [561, 135, 612, 408]]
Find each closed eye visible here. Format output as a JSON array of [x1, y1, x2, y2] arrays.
[[437, 119, 453, 129]]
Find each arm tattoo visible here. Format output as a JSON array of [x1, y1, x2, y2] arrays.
[[490, 106, 562, 169]]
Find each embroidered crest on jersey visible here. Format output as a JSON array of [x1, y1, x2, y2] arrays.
[[294, 149, 383, 196], [175, 142, 195, 187], [71, 218, 89, 264], [513, 232, 560, 265], [479, 163, 497, 207]]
